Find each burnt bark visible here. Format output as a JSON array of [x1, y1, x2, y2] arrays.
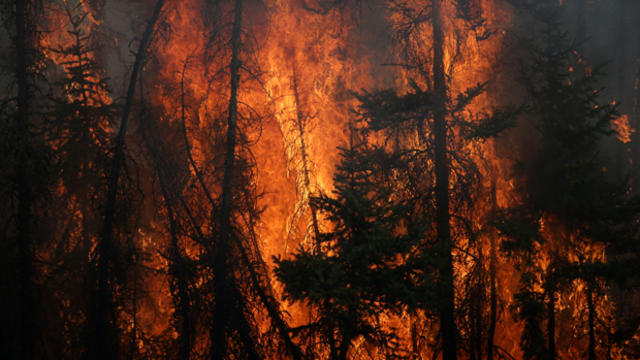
[[12, 1, 36, 358], [432, 1, 457, 359], [141, 96, 193, 359], [587, 283, 596, 360], [634, 51, 640, 175], [291, 66, 322, 249], [487, 180, 498, 360], [210, 0, 243, 358], [546, 274, 556, 360], [180, 60, 217, 208], [92, 1, 165, 358], [164, 174, 193, 360], [237, 245, 302, 360]]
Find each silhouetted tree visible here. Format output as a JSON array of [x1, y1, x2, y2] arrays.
[[90, 1, 165, 358], [43, 1, 113, 356], [499, 6, 640, 359], [276, 137, 429, 360], [1, 1, 47, 358]]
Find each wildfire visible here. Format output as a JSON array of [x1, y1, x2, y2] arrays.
[[15, 0, 638, 359]]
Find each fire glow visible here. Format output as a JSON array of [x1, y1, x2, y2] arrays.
[[3, 0, 640, 359]]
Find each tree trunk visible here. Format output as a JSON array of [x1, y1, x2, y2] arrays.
[[142, 91, 193, 359], [210, 0, 243, 358], [546, 275, 556, 360], [13, 1, 35, 358], [587, 282, 596, 360], [93, 1, 165, 358], [469, 282, 483, 360], [291, 67, 328, 357], [633, 51, 640, 176], [291, 66, 322, 249], [487, 180, 498, 360], [432, 1, 457, 359]]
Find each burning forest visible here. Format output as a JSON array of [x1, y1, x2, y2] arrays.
[[2, 0, 640, 359]]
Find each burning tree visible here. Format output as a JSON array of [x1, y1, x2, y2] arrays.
[[499, 2, 640, 359], [2, 0, 640, 359], [276, 134, 430, 359]]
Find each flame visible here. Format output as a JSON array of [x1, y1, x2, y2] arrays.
[[35, 0, 634, 358], [612, 114, 634, 144]]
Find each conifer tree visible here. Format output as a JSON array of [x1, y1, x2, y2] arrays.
[[498, 5, 640, 359], [43, 1, 113, 356], [1, 1, 47, 358], [276, 135, 429, 360]]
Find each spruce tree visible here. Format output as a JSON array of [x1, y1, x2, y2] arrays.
[[276, 137, 429, 360], [498, 6, 640, 358]]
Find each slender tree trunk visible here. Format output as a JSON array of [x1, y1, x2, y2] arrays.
[[171, 68, 195, 360], [180, 60, 217, 207], [161, 168, 193, 360], [290, 65, 321, 248], [487, 180, 498, 360], [546, 275, 556, 360], [128, 253, 138, 360], [469, 282, 482, 360], [140, 54, 194, 360], [587, 282, 596, 360], [143, 100, 194, 359], [93, 1, 165, 358], [633, 54, 640, 176], [210, 0, 243, 358], [432, 1, 457, 359], [237, 245, 302, 360], [13, 1, 35, 358], [165, 193, 193, 360]]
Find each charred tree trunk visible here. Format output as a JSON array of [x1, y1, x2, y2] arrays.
[[172, 68, 195, 360], [210, 0, 243, 358], [161, 172, 193, 360], [236, 246, 302, 360], [546, 274, 556, 360], [92, 1, 165, 358], [291, 66, 322, 248], [469, 279, 483, 360], [166, 188, 193, 360], [141, 77, 193, 359], [13, 1, 35, 358], [180, 60, 216, 207], [487, 180, 498, 360], [432, 1, 457, 359], [128, 252, 139, 360], [634, 51, 640, 175], [586, 282, 596, 360]]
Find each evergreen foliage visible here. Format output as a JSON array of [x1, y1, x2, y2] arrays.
[[498, 10, 640, 359], [276, 140, 429, 359]]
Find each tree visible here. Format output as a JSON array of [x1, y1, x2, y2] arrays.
[[276, 137, 429, 360], [43, 1, 113, 356], [145, 2, 302, 358], [498, 6, 640, 359], [0, 1, 47, 358], [90, 1, 165, 358], [384, 1, 514, 357]]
